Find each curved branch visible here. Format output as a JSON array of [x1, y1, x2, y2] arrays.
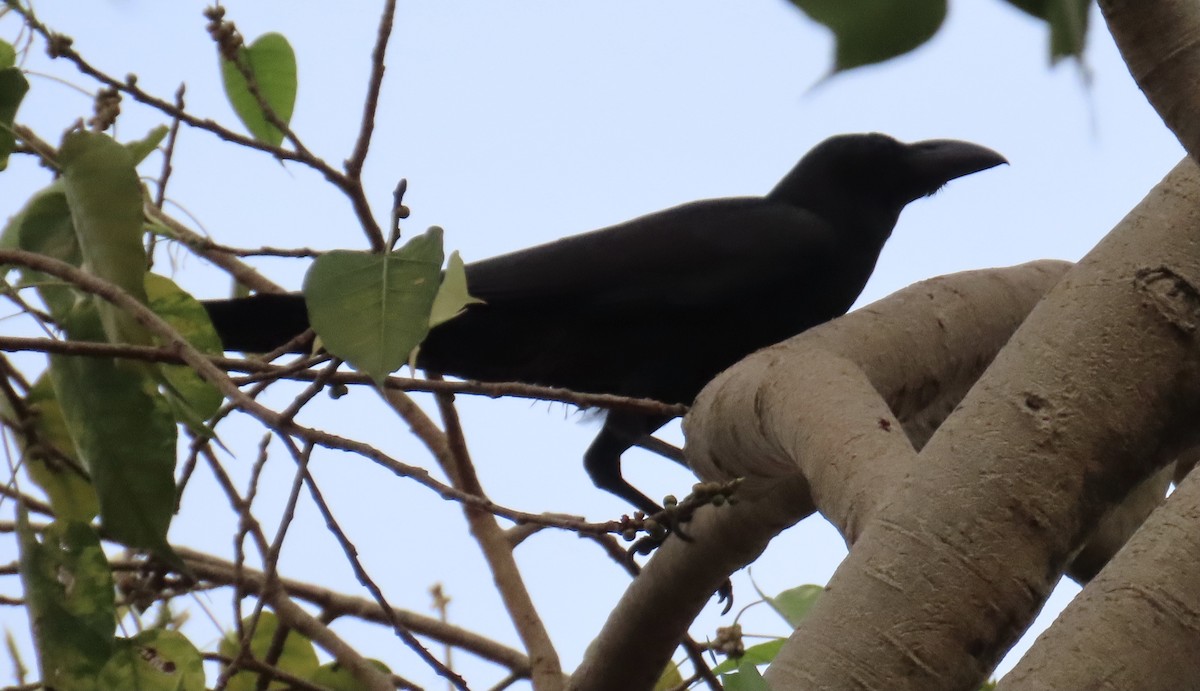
[[998, 456, 1200, 690], [569, 261, 1070, 690], [1100, 0, 1200, 161], [991, 5, 1200, 688], [760, 159, 1200, 690]]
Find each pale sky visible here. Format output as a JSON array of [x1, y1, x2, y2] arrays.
[[0, 2, 1186, 688]]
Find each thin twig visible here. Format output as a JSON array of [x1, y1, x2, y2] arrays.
[[206, 438, 270, 691], [207, 6, 386, 251], [170, 235, 323, 259], [167, 546, 531, 674], [346, 0, 396, 180], [257, 439, 312, 691], [0, 483, 51, 517], [286, 432, 468, 690], [343, 0, 397, 252], [8, 3, 306, 162], [278, 358, 341, 423], [143, 203, 285, 295], [6, 7, 385, 251], [202, 653, 336, 691], [15, 119, 273, 290], [153, 83, 185, 211], [146, 83, 185, 269], [263, 586, 394, 691], [0, 366, 88, 480], [431, 383, 565, 690], [389, 178, 409, 248]]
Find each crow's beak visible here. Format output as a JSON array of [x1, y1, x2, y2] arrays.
[[905, 139, 1008, 200]]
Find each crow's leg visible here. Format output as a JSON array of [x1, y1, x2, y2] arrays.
[[583, 411, 672, 514]]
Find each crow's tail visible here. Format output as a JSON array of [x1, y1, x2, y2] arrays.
[[202, 293, 310, 352]]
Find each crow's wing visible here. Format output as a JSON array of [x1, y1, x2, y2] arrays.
[[462, 197, 843, 310]]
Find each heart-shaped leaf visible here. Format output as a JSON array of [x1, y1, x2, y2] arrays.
[[220, 32, 297, 146], [304, 227, 445, 381]]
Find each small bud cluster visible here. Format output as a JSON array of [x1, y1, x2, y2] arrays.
[[203, 6, 243, 62], [88, 86, 121, 131], [617, 478, 743, 556], [711, 623, 745, 658], [691, 479, 741, 507], [46, 32, 72, 59]]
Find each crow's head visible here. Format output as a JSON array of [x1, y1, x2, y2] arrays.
[[770, 132, 1007, 228]]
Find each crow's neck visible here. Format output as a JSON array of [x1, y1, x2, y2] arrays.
[[769, 168, 901, 248]]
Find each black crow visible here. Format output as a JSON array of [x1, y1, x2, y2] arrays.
[[204, 133, 1006, 513]]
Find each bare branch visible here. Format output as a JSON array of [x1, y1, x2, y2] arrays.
[[346, 0, 397, 180], [286, 426, 468, 689], [7, 6, 387, 251], [177, 546, 531, 675], [431, 385, 565, 690]]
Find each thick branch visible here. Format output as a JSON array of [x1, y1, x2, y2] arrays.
[[1099, 0, 1200, 162], [691, 261, 1073, 540], [999, 464, 1200, 690], [569, 261, 1069, 691], [761, 159, 1200, 690]]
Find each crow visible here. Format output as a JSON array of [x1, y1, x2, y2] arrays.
[[204, 133, 1006, 514]]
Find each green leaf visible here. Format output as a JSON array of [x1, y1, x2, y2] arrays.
[[49, 302, 178, 557], [97, 630, 206, 691], [220, 32, 297, 146], [766, 584, 823, 628], [652, 659, 684, 691], [304, 227, 445, 381], [311, 659, 393, 691], [428, 250, 483, 329], [17, 513, 115, 691], [4, 183, 79, 318], [219, 611, 320, 690], [145, 273, 224, 424], [0, 39, 16, 69], [13, 184, 77, 263], [1006, 0, 1089, 62], [721, 660, 771, 691], [124, 125, 170, 165], [58, 130, 150, 345], [0, 374, 100, 521], [790, 0, 947, 72], [0, 66, 29, 171], [710, 639, 786, 674]]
